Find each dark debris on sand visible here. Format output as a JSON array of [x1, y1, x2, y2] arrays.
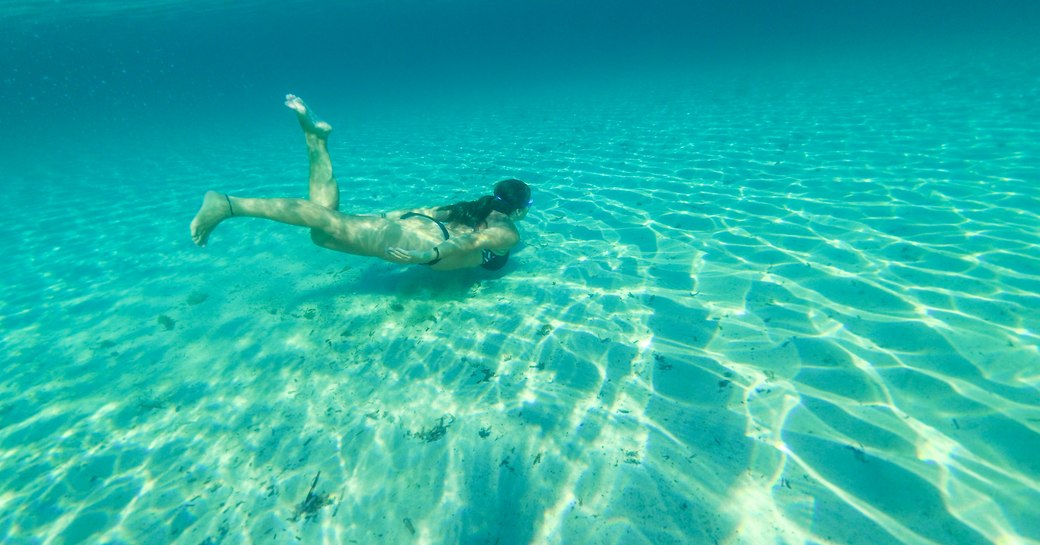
[[408, 414, 456, 443], [292, 471, 333, 522], [157, 315, 176, 331]]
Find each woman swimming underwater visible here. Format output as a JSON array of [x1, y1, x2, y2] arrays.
[[190, 94, 532, 271]]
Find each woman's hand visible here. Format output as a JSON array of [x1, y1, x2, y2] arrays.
[[385, 246, 435, 264]]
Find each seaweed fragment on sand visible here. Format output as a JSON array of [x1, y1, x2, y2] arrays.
[[409, 414, 456, 443], [292, 471, 333, 522], [474, 367, 495, 384]]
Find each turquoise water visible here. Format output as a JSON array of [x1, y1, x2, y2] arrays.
[[2, 1, 1039, 544]]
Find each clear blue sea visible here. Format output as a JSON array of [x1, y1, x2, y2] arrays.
[[2, 1, 1039, 544]]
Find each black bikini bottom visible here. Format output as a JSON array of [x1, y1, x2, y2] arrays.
[[401, 212, 449, 265]]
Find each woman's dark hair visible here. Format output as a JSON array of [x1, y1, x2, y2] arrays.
[[438, 179, 531, 228]]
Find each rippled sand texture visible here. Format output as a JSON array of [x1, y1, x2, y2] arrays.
[[2, 60, 1039, 544]]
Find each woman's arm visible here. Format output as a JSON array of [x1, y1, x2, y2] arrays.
[[386, 225, 519, 264], [435, 228, 517, 258]]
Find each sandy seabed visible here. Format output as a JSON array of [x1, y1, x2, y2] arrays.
[[1, 57, 1038, 545]]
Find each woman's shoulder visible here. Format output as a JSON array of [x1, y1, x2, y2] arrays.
[[480, 218, 520, 248], [481, 214, 519, 233], [487, 209, 519, 225]]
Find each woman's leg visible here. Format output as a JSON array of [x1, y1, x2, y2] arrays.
[[190, 191, 397, 257], [188, 94, 372, 251], [284, 94, 338, 210]]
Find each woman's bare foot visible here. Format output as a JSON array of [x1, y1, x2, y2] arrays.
[[284, 94, 332, 138], [190, 191, 233, 246]]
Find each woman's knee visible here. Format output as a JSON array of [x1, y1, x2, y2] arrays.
[[310, 229, 333, 247]]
